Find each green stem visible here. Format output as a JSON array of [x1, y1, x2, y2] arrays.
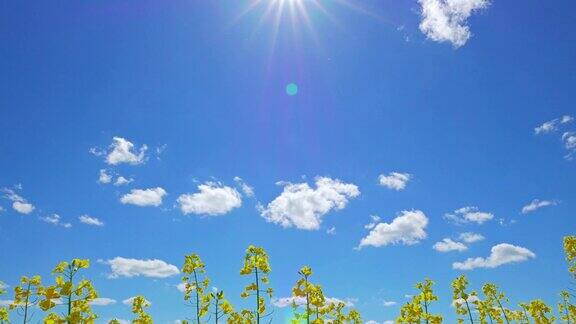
[[67, 266, 75, 324], [496, 299, 509, 324], [464, 299, 474, 324], [193, 270, 201, 324], [423, 299, 429, 324], [565, 300, 571, 324], [214, 297, 219, 324], [255, 268, 260, 324], [23, 282, 31, 324], [304, 275, 310, 324]]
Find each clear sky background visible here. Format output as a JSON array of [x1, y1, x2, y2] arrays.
[[1, 0, 575, 323]]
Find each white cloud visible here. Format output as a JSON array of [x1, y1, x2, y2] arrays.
[[378, 172, 411, 191], [433, 238, 467, 252], [272, 296, 355, 308], [108, 320, 129, 324], [90, 298, 117, 306], [177, 183, 242, 216], [452, 295, 481, 307], [364, 215, 381, 230], [13, 201, 35, 214], [176, 282, 187, 293], [564, 132, 576, 149], [120, 187, 166, 207], [93, 137, 148, 165], [79, 215, 104, 227], [382, 300, 397, 307], [2, 188, 35, 215], [41, 214, 61, 225], [432, 238, 468, 252], [326, 226, 337, 235], [534, 115, 574, 134], [98, 169, 112, 184], [259, 177, 360, 230], [114, 176, 134, 186], [459, 232, 484, 243], [41, 214, 72, 228], [365, 321, 379, 324], [358, 210, 428, 248], [233, 177, 255, 197], [102, 257, 180, 279], [122, 296, 151, 306], [444, 206, 493, 224], [521, 199, 558, 214], [0, 300, 13, 307], [563, 132, 576, 159], [418, 0, 489, 48], [453, 243, 535, 270]]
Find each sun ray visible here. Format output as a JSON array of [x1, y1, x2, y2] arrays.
[[227, 0, 394, 67]]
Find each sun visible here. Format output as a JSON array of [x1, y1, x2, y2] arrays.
[[233, 0, 333, 49], [234, 0, 384, 49]]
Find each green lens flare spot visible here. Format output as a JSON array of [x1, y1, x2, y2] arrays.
[[286, 83, 298, 96]]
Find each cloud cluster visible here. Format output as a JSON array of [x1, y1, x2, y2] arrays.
[[563, 132, 576, 159], [534, 115, 575, 159], [90, 298, 117, 306], [122, 296, 151, 306], [120, 187, 167, 207], [102, 257, 180, 279], [433, 232, 484, 252], [444, 206, 493, 224], [114, 176, 134, 186], [418, 0, 489, 48], [259, 177, 360, 230], [40, 214, 72, 228], [98, 169, 112, 184], [177, 183, 242, 216], [2, 188, 35, 214], [382, 300, 397, 307], [98, 169, 134, 186], [459, 232, 485, 243], [534, 115, 573, 134], [433, 238, 467, 252], [102, 137, 148, 166], [79, 215, 104, 227], [452, 243, 535, 270], [233, 176, 255, 197], [271, 296, 355, 308], [521, 199, 558, 214], [378, 172, 411, 191], [359, 210, 428, 248], [364, 215, 381, 230]]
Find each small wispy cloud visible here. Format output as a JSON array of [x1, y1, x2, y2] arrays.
[[40, 214, 72, 228], [521, 199, 558, 214], [534, 115, 573, 135], [2, 187, 35, 215], [378, 172, 411, 191], [433, 238, 467, 252], [444, 206, 493, 225], [79, 215, 104, 227]]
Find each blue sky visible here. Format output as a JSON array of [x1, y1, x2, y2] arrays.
[[1, 0, 575, 323]]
